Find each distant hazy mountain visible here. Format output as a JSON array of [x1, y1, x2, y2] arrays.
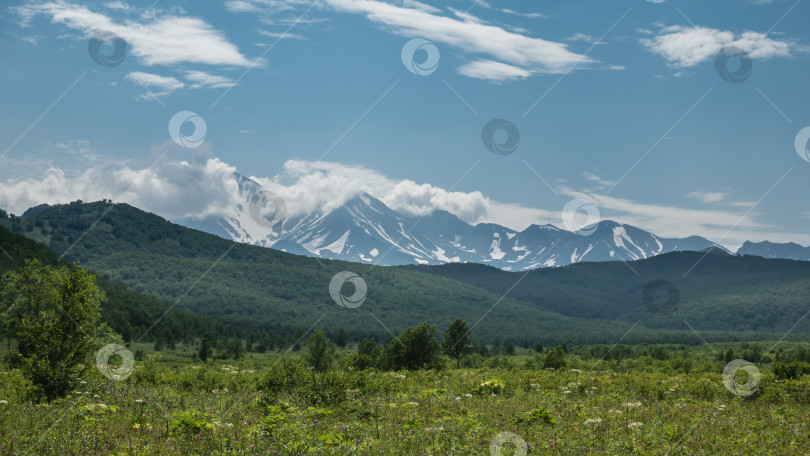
[[737, 241, 810, 262], [178, 176, 726, 270]]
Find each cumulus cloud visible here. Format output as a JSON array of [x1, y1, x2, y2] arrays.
[[247, 160, 500, 223], [0, 158, 242, 220], [640, 25, 798, 68], [3, 158, 808, 250], [14, 1, 256, 67]]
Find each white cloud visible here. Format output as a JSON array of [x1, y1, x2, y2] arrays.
[[124, 71, 235, 99], [15, 2, 257, 67], [224, 0, 599, 80], [457, 59, 532, 82], [566, 33, 598, 43], [104, 1, 132, 11], [225, 0, 313, 13], [3, 158, 807, 250], [125, 72, 184, 98], [0, 158, 242, 220], [184, 71, 237, 89], [258, 29, 307, 40], [686, 191, 728, 203], [322, 0, 595, 80], [582, 172, 615, 190], [399, 0, 441, 14], [500, 8, 548, 19], [640, 25, 797, 68]]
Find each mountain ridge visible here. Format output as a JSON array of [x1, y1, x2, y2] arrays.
[[178, 179, 736, 270]]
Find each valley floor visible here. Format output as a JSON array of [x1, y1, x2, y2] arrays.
[[1, 354, 808, 455]]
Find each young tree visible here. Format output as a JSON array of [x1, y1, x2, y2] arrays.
[[443, 318, 472, 368], [198, 332, 217, 362], [543, 345, 567, 370], [0, 259, 110, 400], [304, 330, 336, 373], [352, 338, 380, 370], [385, 323, 441, 371]]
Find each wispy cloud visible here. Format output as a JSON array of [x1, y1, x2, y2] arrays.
[[258, 29, 307, 40], [124, 70, 236, 99], [14, 1, 257, 67], [125, 72, 185, 99], [322, 0, 597, 81], [640, 25, 799, 68], [686, 190, 728, 204], [500, 8, 549, 19], [582, 172, 616, 191], [184, 71, 237, 89]]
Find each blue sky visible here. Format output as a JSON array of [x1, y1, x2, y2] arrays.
[[1, 0, 809, 250]]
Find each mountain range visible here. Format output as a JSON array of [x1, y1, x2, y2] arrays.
[[177, 176, 807, 269], [2, 200, 809, 345]]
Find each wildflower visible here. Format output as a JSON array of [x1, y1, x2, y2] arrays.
[[627, 422, 643, 429], [584, 418, 602, 425], [570, 369, 583, 373], [132, 423, 140, 429], [608, 409, 622, 415], [563, 390, 571, 394], [134, 399, 145, 404], [425, 426, 444, 433], [0, 400, 7, 404], [621, 401, 642, 408]]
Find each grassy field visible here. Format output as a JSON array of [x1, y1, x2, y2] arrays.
[[1, 343, 809, 455]]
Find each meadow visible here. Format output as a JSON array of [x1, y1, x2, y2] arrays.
[[1, 342, 809, 455]]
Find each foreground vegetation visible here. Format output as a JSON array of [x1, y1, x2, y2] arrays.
[[1, 344, 809, 455], [1, 216, 809, 454]]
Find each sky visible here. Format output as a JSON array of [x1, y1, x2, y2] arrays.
[[1, 0, 809, 251]]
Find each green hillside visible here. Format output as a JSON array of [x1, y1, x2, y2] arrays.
[[2, 201, 809, 345], [0, 223, 228, 343]]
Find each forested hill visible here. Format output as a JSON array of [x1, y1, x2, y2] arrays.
[[0, 224, 228, 343], [1, 200, 809, 345]]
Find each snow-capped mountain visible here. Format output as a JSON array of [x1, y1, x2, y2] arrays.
[[736, 241, 810, 262], [177, 176, 726, 270]]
